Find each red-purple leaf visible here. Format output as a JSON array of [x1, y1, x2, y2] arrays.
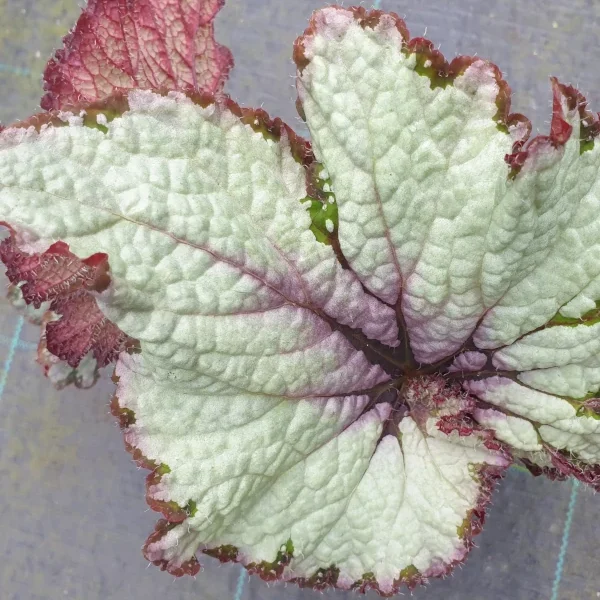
[[0, 228, 138, 370], [0, 233, 110, 307], [41, 0, 233, 111], [546, 445, 600, 491], [37, 311, 102, 389], [46, 290, 138, 368]]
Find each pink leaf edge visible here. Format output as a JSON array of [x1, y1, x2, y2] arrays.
[[40, 0, 234, 111]]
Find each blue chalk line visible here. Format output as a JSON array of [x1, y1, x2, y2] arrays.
[[551, 478, 580, 600], [234, 565, 247, 600], [0, 316, 24, 401]]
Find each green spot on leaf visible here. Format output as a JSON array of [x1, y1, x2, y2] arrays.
[[303, 163, 339, 245], [82, 108, 123, 134], [569, 393, 600, 419], [184, 499, 197, 517], [351, 571, 377, 592], [399, 564, 420, 580], [305, 197, 338, 245], [119, 407, 136, 426], [246, 538, 294, 581], [576, 406, 600, 419], [156, 463, 171, 476], [496, 122, 509, 134], [548, 300, 600, 327], [302, 565, 340, 589], [240, 116, 279, 144], [409, 54, 452, 90]]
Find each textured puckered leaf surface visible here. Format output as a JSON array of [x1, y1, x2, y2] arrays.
[[293, 7, 600, 493], [0, 88, 508, 592], [41, 0, 233, 111], [2, 4, 600, 595]]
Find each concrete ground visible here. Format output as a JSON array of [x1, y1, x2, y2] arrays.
[[0, 1, 599, 599]]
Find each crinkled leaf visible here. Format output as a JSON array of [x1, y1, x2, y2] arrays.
[[1, 4, 600, 595], [5, 283, 101, 388], [0, 232, 139, 372], [295, 7, 600, 483], [0, 88, 507, 592], [41, 0, 233, 111], [38, 311, 102, 389]]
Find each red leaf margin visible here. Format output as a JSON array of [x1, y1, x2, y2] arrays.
[[545, 445, 600, 491], [40, 0, 234, 112]]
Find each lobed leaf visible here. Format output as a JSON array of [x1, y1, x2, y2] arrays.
[[1, 4, 600, 595]]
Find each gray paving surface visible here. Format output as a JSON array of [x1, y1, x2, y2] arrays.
[[0, 1, 599, 599]]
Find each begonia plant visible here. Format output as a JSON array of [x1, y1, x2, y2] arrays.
[[1, 0, 599, 595]]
